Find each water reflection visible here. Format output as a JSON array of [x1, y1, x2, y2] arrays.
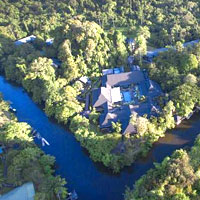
[[158, 133, 189, 145], [0, 75, 200, 200]]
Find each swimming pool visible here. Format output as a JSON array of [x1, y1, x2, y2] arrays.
[[122, 91, 132, 102], [114, 68, 121, 74]]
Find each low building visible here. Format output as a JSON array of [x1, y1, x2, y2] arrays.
[[183, 39, 199, 47], [0, 182, 35, 200], [14, 35, 36, 46], [45, 38, 54, 45]]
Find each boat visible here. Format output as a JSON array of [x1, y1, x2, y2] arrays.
[[9, 106, 16, 113], [41, 138, 50, 146], [67, 190, 78, 200], [31, 130, 50, 146]]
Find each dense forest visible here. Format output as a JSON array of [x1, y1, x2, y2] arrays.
[[1, 0, 200, 47], [1, 0, 200, 198], [124, 135, 200, 200], [1, 20, 200, 172], [0, 94, 67, 199], [0, 0, 200, 172], [147, 43, 200, 117]]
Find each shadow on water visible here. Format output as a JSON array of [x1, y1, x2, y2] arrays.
[[35, 109, 116, 176], [0, 75, 200, 200]]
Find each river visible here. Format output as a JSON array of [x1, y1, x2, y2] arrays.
[[0, 75, 200, 200]]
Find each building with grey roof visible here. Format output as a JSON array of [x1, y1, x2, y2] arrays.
[[14, 35, 36, 46], [91, 69, 163, 135], [92, 87, 112, 111], [102, 71, 145, 88], [0, 182, 35, 200]]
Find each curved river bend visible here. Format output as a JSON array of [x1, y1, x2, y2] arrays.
[[0, 75, 200, 200]]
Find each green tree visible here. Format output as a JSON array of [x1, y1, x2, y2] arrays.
[[23, 57, 56, 103], [180, 54, 198, 74], [112, 121, 122, 133]]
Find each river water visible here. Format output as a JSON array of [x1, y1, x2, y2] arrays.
[[0, 75, 200, 200]]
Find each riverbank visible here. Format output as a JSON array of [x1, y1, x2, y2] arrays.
[[0, 75, 200, 200], [0, 92, 67, 199], [1, 22, 200, 172], [125, 132, 200, 199]]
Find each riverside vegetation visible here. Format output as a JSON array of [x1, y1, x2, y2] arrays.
[[1, 0, 200, 173], [124, 135, 200, 200], [0, 94, 67, 199], [1, 0, 200, 199], [1, 17, 200, 172]]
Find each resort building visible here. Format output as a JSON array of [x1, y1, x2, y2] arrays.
[[92, 68, 162, 135], [0, 182, 35, 200], [45, 38, 54, 45], [14, 35, 36, 46]]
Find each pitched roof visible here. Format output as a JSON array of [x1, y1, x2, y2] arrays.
[[111, 87, 122, 103], [99, 106, 137, 134], [146, 40, 200, 59], [92, 87, 111, 108], [122, 123, 137, 135], [99, 112, 117, 128], [102, 71, 145, 88], [14, 35, 36, 46], [0, 182, 35, 200], [147, 80, 163, 97], [129, 104, 151, 117], [99, 105, 131, 129]]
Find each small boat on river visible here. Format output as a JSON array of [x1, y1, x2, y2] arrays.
[[67, 190, 78, 200], [9, 106, 16, 113], [31, 129, 50, 146]]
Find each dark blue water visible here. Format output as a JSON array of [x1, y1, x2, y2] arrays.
[[0, 75, 200, 200]]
